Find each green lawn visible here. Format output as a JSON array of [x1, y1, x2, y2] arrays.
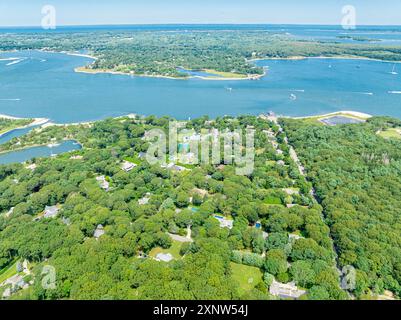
[[264, 196, 283, 205], [378, 128, 401, 140], [203, 69, 248, 79], [124, 156, 141, 165], [230, 262, 263, 296], [0, 261, 18, 284], [149, 240, 183, 260]]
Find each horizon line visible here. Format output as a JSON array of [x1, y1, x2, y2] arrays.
[[1, 23, 401, 28]]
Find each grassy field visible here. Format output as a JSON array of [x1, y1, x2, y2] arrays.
[[123, 156, 141, 165], [230, 262, 263, 296], [264, 196, 283, 205], [204, 69, 248, 79], [0, 261, 18, 284], [149, 240, 183, 260], [378, 128, 401, 140]]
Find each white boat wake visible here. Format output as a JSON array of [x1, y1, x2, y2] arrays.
[[388, 91, 401, 94], [0, 98, 21, 101], [5, 58, 26, 66], [0, 58, 20, 62], [355, 92, 374, 96]]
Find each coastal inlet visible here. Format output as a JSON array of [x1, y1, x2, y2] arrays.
[[0, 50, 401, 123]]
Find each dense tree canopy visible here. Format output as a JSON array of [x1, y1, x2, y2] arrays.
[[0, 115, 347, 300], [281, 116, 401, 298]]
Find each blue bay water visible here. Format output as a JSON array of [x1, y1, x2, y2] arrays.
[[0, 140, 82, 165], [0, 49, 400, 123]]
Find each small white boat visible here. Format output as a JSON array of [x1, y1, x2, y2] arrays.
[[290, 93, 297, 101], [390, 64, 398, 75], [356, 92, 374, 96], [47, 143, 60, 148]]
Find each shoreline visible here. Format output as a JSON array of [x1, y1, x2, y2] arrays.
[[0, 139, 82, 156], [75, 54, 398, 81], [74, 66, 187, 80], [0, 111, 373, 128], [248, 55, 401, 64], [0, 114, 49, 138], [287, 110, 372, 120], [5, 49, 400, 82], [75, 66, 265, 81]]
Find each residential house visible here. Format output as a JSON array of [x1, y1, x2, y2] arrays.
[[213, 215, 234, 229], [155, 253, 173, 262], [121, 160, 137, 172], [96, 176, 110, 191], [44, 205, 59, 219], [269, 280, 306, 299], [94, 224, 105, 239]]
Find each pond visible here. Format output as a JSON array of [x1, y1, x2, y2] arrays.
[[0, 140, 82, 165]]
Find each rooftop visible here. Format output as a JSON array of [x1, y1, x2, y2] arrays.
[[121, 160, 137, 172], [155, 253, 174, 262], [269, 280, 306, 299], [94, 224, 105, 239], [44, 205, 59, 219], [213, 215, 234, 229]]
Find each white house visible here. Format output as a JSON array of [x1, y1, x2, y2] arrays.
[[4, 207, 14, 218], [96, 176, 110, 191], [25, 163, 37, 171], [44, 205, 59, 219], [155, 253, 174, 262], [121, 160, 137, 172], [94, 224, 105, 239], [213, 215, 234, 229], [269, 280, 306, 299], [138, 193, 151, 205]]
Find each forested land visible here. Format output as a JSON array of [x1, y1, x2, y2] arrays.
[[0, 115, 346, 300], [2, 29, 401, 78], [281, 116, 401, 298]]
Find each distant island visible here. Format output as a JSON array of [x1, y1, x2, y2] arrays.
[[2, 27, 401, 80]]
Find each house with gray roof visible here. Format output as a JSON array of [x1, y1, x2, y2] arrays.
[[94, 224, 105, 239], [44, 205, 59, 219], [269, 280, 306, 299], [213, 215, 234, 229], [155, 253, 174, 262]]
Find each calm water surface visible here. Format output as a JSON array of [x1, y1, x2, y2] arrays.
[[0, 140, 82, 164], [0, 50, 400, 123]]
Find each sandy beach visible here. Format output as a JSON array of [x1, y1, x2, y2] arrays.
[[249, 55, 401, 64], [290, 110, 372, 120], [0, 114, 49, 137], [0, 114, 49, 125]]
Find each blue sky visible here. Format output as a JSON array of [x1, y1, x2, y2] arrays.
[[0, 0, 400, 26]]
